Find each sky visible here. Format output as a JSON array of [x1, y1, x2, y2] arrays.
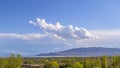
[[0, 0, 120, 56]]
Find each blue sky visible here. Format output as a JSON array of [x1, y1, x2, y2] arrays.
[[1, 0, 120, 32], [0, 0, 120, 56]]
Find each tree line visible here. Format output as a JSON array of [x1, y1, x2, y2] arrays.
[[0, 55, 120, 68], [43, 56, 120, 68]]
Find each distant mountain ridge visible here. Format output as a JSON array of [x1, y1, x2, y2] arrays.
[[37, 47, 120, 57]]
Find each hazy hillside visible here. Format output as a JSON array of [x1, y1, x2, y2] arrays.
[[37, 47, 120, 57]]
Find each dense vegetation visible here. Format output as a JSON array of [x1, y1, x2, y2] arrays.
[[0, 54, 23, 68], [23, 55, 120, 68], [0, 55, 120, 68]]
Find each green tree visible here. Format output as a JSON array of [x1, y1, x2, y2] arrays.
[[72, 62, 83, 68], [15, 55, 23, 68], [96, 58, 102, 68], [112, 56, 120, 68], [84, 59, 91, 68], [65, 62, 73, 68], [101, 55, 107, 68], [44, 61, 59, 68], [6, 54, 23, 68], [0, 58, 7, 68], [90, 59, 101, 68], [6, 54, 15, 68]]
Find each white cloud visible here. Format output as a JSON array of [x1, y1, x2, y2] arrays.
[[29, 18, 98, 39], [29, 21, 37, 26], [64, 30, 120, 48], [0, 33, 47, 40]]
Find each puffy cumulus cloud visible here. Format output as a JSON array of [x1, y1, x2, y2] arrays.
[[0, 33, 47, 40], [29, 18, 98, 39]]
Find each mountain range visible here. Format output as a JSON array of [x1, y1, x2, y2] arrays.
[[37, 47, 120, 57]]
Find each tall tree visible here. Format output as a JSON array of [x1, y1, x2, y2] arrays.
[[84, 59, 91, 68], [15, 55, 23, 68], [101, 55, 107, 68]]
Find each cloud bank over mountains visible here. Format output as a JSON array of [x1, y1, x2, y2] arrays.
[[1, 18, 120, 55], [29, 18, 98, 40]]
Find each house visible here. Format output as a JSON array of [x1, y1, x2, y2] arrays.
[[22, 64, 42, 68]]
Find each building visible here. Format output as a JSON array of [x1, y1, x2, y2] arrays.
[[22, 64, 44, 68]]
